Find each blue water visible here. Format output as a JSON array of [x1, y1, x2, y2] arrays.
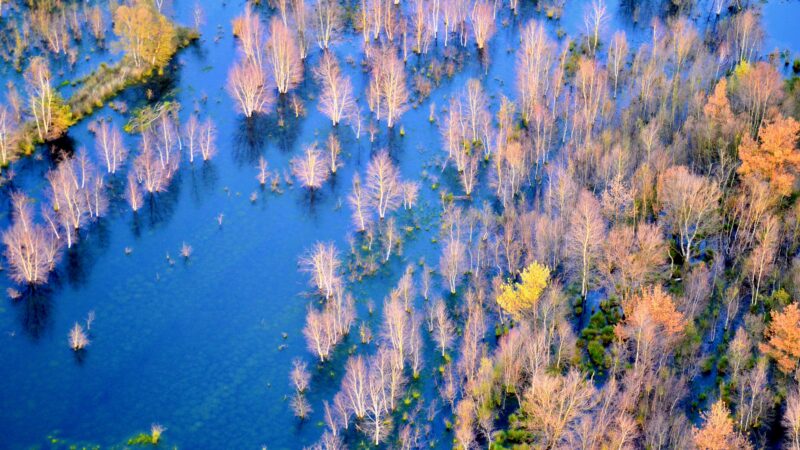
[[0, 0, 798, 448]]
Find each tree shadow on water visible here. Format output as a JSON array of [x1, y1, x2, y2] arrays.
[[233, 114, 270, 166], [142, 174, 182, 230], [188, 162, 219, 206], [297, 188, 324, 223], [14, 286, 56, 340]]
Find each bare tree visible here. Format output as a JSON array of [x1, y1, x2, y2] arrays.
[[126, 173, 143, 212], [292, 143, 330, 189], [45, 153, 107, 248], [657, 166, 721, 263], [290, 0, 311, 59], [291, 392, 313, 419], [232, 4, 264, 66], [470, 0, 495, 50], [523, 369, 597, 448], [341, 355, 368, 419], [228, 60, 274, 118], [516, 21, 555, 124], [300, 242, 342, 299], [303, 305, 336, 361], [410, 0, 431, 54], [439, 237, 466, 294], [0, 106, 18, 167], [368, 47, 409, 128], [184, 114, 201, 164], [429, 297, 455, 357], [3, 192, 61, 285], [401, 181, 419, 210], [198, 118, 217, 162], [69, 323, 90, 351], [349, 173, 371, 232], [366, 151, 402, 219], [134, 137, 174, 194], [566, 190, 605, 298], [608, 31, 628, 99], [266, 17, 303, 94], [380, 217, 400, 261], [314, 0, 342, 49], [360, 350, 395, 444], [314, 52, 355, 126], [785, 386, 800, 450], [25, 56, 69, 142], [256, 157, 270, 186], [93, 120, 127, 174], [289, 358, 311, 393], [325, 134, 342, 174], [583, 0, 607, 53], [745, 215, 779, 305]]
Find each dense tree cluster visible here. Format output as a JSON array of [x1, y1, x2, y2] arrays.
[[2, 0, 800, 448]]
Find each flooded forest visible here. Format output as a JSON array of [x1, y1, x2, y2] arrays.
[[0, 0, 800, 448]]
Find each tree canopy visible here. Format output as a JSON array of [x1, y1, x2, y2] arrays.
[[496, 262, 550, 319], [113, 0, 177, 70]]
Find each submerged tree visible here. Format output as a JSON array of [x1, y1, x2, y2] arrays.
[[227, 60, 274, 118], [365, 151, 402, 219], [3, 192, 61, 285], [368, 47, 409, 128], [266, 17, 303, 94], [470, 0, 495, 50], [291, 143, 330, 190], [125, 174, 143, 212], [69, 323, 89, 351], [314, 52, 355, 126], [439, 238, 466, 294], [300, 242, 342, 299], [25, 57, 72, 142], [232, 4, 265, 65], [94, 120, 127, 174]]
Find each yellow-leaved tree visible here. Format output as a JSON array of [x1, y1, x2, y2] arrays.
[[114, 0, 178, 71], [496, 262, 550, 319]]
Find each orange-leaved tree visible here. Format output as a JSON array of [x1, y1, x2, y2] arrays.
[[759, 302, 800, 374], [693, 399, 752, 450], [738, 115, 800, 198], [616, 285, 685, 371]]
